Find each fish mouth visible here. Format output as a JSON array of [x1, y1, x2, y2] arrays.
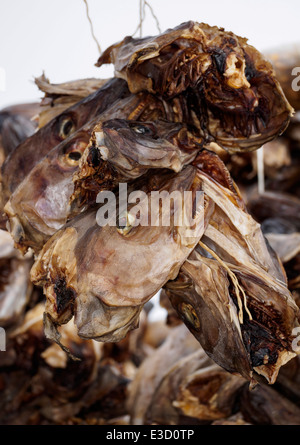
[[254, 349, 297, 384], [74, 296, 143, 343], [3, 200, 28, 254], [4, 199, 68, 253], [3, 174, 75, 253]]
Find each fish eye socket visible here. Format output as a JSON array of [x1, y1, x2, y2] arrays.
[[65, 150, 82, 165], [178, 302, 200, 330], [130, 124, 153, 136], [68, 151, 82, 161], [63, 140, 87, 167], [58, 117, 76, 140], [65, 150, 82, 166]]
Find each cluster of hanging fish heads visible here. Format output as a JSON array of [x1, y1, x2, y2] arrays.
[[1, 20, 300, 387]]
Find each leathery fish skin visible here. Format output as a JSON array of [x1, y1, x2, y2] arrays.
[[164, 151, 300, 384], [2, 21, 299, 390], [4, 116, 201, 254], [96, 21, 294, 152], [30, 165, 211, 348]]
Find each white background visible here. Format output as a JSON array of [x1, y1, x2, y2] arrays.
[[1, 0, 300, 108]]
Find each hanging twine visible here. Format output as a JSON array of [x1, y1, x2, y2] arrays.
[[83, 0, 102, 55], [83, 0, 161, 55], [132, 0, 161, 38], [257, 146, 265, 194]]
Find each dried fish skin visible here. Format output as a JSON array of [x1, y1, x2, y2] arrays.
[[0, 103, 39, 160], [35, 74, 108, 128], [195, 171, 287, 283], [4, 93, 198, 253], [1, 78, 130, 204], [0, 103, 40, 229], [239, 382, 300, 425], [166, 234, 299, 384], [4, 130, 90, 253], [0, 303, 131, 425], [127, 324, 200, 425], [97, 21, 293, 152], [31, 166, 211, 343], [97, 21, 251, 98], [0, 257, 32, 328], [144, 350, 214, 425], [89, 119, 200, 179], [71, 118, 202, 211], [170, 364, 245, 423], [4, 94, 151, 254], [165, 151, 300, 384], [128, 322, 244, 425], [201, 185, 299, 384], [164, 256, 253, 381], [0, 229, 32, 328]]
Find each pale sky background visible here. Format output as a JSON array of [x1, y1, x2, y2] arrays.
[[0, 0, 300, 108]]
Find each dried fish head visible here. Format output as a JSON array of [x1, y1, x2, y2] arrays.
[[97, 21, 293, 152], [0, 103, 40, 228], [4, 129, 90, 253], [127, 324, 201, 425], [0, 103, 39, 160], [4, 86, 146, 254], [0, 229, 32, 328], [94, 118, 201, 177], [35, 74, 108, 127], [4, 115, 201, 254], [1, 78, 129, 205], [164, 256, 253, 381], [165, 151, 300, 384], [30, 166, 212, 345], [71, 118, 202, 210]]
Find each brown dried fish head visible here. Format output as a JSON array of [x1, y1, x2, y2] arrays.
[[96, 21, 293, 152], [71, 118, 202, 211], [1, 78, 129, 204], [4, 129, 91, 253], [31, 166, 212, 344]]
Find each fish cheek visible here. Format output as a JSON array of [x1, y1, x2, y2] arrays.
[[167, 291, 201, 332], [167, 290, 220, 350], [177, 302, 201, 330]]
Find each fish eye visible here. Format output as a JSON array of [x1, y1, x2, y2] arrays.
[[178, 302, 200, 330], [58, 116, 76, 140], [130, 123, 153, 136]]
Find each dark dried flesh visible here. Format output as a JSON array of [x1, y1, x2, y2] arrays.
[[0, 20, 300, 426]]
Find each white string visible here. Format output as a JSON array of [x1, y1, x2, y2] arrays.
[[257, 145, 265, 194], [83, 0, 102, 55], [145, 1, 161, 33], [132, 0, 161, 37]]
